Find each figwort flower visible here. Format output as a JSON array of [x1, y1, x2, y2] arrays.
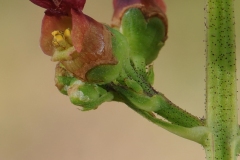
[[30, 0, 117, 81]]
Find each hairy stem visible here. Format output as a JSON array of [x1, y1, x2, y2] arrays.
[[111, 83, 204, 127], [154, 92, 204, 127], [205, 0, 238, 159], [117, 94, 209, 145]]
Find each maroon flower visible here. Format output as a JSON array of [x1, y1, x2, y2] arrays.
[[30, 0, 86, 55], [111, 0, 168, 38], [30, 0, 117, 81]]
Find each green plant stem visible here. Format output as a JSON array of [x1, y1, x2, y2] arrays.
[[118, 55, 204, 127], [154, 93, 204, 127], [122, 97, 209, 145], [205, 0, 238, 159], [111, 83, 204, 127]]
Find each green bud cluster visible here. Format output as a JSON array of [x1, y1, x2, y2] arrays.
[[53, 8, 166, 112], [55, 63, 114, 110]]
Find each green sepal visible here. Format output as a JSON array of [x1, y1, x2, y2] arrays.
[[124, 78, 143, 94], [56, 76, 75, 95], [113, 84, 161, 112], [86, 64, 121, 84], [125, 91, 161, 112], [130, 56, 148, 80], [121, 8, 166, 65], [86, 26, 129, 84]]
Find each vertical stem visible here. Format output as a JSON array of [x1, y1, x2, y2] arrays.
[[205, 0, 238, 159]]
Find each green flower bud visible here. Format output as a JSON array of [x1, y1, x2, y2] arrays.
[[68, 80, 114, 111], [55, 63, 114, 110], [121, 8, 166, 65]]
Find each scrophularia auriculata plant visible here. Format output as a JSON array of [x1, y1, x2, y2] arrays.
[[30, 0, 239, 159]]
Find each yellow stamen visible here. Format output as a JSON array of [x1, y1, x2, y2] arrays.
[[51, 29, 72, 51], [64, 28, 72, 45], [51, 28, 75, 62]]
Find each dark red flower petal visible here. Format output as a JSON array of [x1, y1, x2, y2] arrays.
[[61, 9, 117, 81], [40, 15, 72, 55]]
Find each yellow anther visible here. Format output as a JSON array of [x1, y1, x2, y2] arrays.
[[52, 29, 72, 51], [51, 29, 75, 62], [64, 28, 71, 37], [64, 28, 72, 45]]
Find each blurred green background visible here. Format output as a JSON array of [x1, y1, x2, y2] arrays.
[[0, 0, 240, 159]]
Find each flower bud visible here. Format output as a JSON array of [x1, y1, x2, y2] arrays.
[[111, 0, 168, 65], [68, 80, 114, 111], [55, 63, 114, 110]]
